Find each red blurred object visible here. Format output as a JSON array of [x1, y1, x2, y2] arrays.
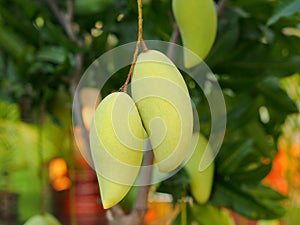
[[53, 164, 107, 225], [231, 211, 257, 225]]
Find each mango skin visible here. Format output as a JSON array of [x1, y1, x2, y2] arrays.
[[185, 133, 214, 204], [131, 50, 193, 172], [23, 213, 61, 225], [172, 0, 217, 68], [89, 92, 145, 209]]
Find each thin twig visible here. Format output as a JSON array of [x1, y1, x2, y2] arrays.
[[217, 0, 228, 17], [122, 0, 148, 93], [68, 0, 75, 23], [170, 22, 180, 45], [141, 38, 148, 52]]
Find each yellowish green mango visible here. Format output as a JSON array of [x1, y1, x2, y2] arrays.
[[257, 221, 280, 225], [131, 50, 193, 172], [185, 133, 214, 204], [89, 92, 146, 209], [23, 213, 61, 225], [172, 0, 217, 68]]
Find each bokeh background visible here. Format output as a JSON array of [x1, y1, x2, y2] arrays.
[[0, 0, 299, 224]]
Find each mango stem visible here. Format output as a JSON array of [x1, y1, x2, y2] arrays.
[[122, 0, 148, 93]]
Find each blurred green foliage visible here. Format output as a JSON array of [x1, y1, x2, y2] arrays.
[[0, 0, 300, 223]]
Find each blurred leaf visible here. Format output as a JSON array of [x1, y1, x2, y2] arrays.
[[0, 4, 39, 44], [257, 76, 299, 114], [0, 26, 26, 59], [217, 139, 254, 175], [217, 53, 300, 78], [285, 206, 300, 225], [207, 9, 239, 67], [0, 120, 59, 174], [0, 101, 20, 121], [229, 162, 272, 184], [241, 184, 287, 201], [28, 62, 54, 75], [244, 121, 274, 158], [36, 46, 68, 64], [9, 170, 41, 221], [267, 0, 300, 26], [225, 94, 259, 129], [211, 181, 286, 220], [75, 0, 114, 15], [41, 22, 79, 52]]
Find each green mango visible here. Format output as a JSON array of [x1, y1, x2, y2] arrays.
[[23, 213, 61, 225], [119, 186, 138, 211], [131, 50, 193, 172], [185, 133, 214, 204], [257, 220, 280, 225], [172, 0, 217, 68], [90, 92, 146, 209]]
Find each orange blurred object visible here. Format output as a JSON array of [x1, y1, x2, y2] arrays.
[[144, 193, 176, 225], [264, 140, 289, 195], [49, 158, 71, 191], [49, 158, 68, 181], [52, 176, 71, 191]]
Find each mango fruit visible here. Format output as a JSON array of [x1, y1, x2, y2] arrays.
[[131, 50, 193, 172], [23, 213, 61, 225], [172, 0, 217, 68], [119, 185, 138, 211], [185, 133, 214, 204], [89, 92, 146, 209], [257, 220, 280, 225]]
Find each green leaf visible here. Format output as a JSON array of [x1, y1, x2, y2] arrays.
[[218, 54, 300, 78], [217, 139, 254, 175], [0, 4, 39, 44], [0, 26, 26, 59], [75, 0, 114, 15], [207, 9, 239, 67], [42, 22, 79, 52], [229, 162, 272, 184], [0, 121, 59, 174], [244, 121, 274, 158], [267, 0, 300, 26], [241, 184, 287, 201], [0, 101, 20, 121], [36, 46, 68, 64], [257, 76, 299, 114], [211, 181, 286, 220]]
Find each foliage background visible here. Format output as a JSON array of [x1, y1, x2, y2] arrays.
[[0, 0, 300, 224]]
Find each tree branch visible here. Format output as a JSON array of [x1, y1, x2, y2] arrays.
[[47, 0, 78, 42], [167, 22, 180, 61], [133, 141, 154, 211], [67, 0, 75, 24]]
